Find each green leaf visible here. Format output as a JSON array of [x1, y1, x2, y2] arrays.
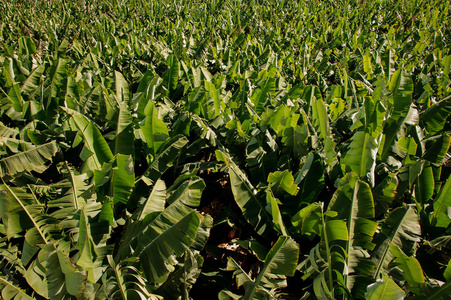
[[21, 64, 45, 94], [389, 244, 425, 293], [0, 276, 34, 300], [389, 69, 413, 121], [7, 83, 24, 112], [191, 214, 213, 251], [381, 104, 419, 164], [101, 256, 156, 300], [117, 201, 201, 283], [0, 122, 18, 137], [115, 70, 130, 104], [227, 236, 299, 300], [99, 197, 114, 226], [140, 101, 169, 157], [235, 240, 269, 261], [45, 244, 88, 298], [426, 281, 451, 300], [76, 210, 97, 283], [186, 86, 206, 115], [291, 203, 322, 238], [342, 131, 379, 186], [267, 170, 298, 196], [311, 97, 331, 139], [372, 206, 421, 279], [250, 77, 276, 113], [135, 71, 162, 119], [420, 95, 451, 136], [142, 135, 189, 186], [216, 150, 272, 237], [294, 153, 325, 207], [112, 154, 135, 204], [114, 102, 134, 156], [258, 236, 299, 275], [364, 274, 405, 300], [46, 58, 66, 116], [24, 250, 48, 298], [382, 49, 395, 81], [363, 52, 373, 78], [205, 80, 221, 117], [267, 190, 287, 236], [444, 259, 451, 282], [328, 179, 374, 221], [246, 130, 278, 183], [431, 174, 451, 228], [0, 184, 45, 240], [66, 110, 114, 172], [135, 179, 166, 220], [415, 163, 435, 204], [2, 57, 15, 86], [17, 36, 35, 54], [166, 176, 205, 207], [47, 162, 98, 215], [0, 141, 58, 178], [373, 174, 398, 216], [365, 98, 386, 138], [226, 258, 254, 295], [325, 219, 349, 242], [163, 55, 180, 92], [328, 180, 377, 293], [22, 228, 44, 266], [155, 250, 203, 299], [423, 134, 451, 165]]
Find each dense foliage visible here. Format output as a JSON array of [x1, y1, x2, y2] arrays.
[[1, 0, 450, 299]]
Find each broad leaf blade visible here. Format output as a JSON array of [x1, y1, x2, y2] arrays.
[[365, 274, 405, 300], [117, 201, 201, 283], [163, 55, 179, 92], [389, 244, 425, 294], [431, 175, 451, 228], [114, 102, 134, 156], [0, 184, 43, 240], [0, 141, 58, 178], [243, 236, 299, 300], [45, 245, 88, 298], [112, 154, 135, 205], [342, 132, 378, 186], [372, 206, 421, 279], [140, 101, 169, 157], [0, 276, 34, 300], [115, 70, 130, 104], [216, 150, 272, 237], [66, 110, 114, 171], [136, 179, 166, 220], [389, 69, 413, 121], [420, 95, 451, 136], [21, 64, 45, 94], [142, 135, 189, 186]]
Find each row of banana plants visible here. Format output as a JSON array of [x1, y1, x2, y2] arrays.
[[0, 0, 450, 299]]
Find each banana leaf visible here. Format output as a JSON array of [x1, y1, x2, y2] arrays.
[[216, 150, 272, 237], [372, 206, 421, 280], [0, 141, 58, 178], [114, 102, 134, 156], [226, 236, 299, 300], [0, 276, 34, 300], [364, 274, 405, 300], [342, 131, 378, 186], [116, 200, 202, 283]]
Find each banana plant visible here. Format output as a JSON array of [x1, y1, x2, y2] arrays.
[[221, 236, 299, 300], [294, 202, 349, 299], [1, 0, 451, 298]]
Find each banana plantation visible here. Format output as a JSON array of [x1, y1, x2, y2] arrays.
[[0, 0, 450, 299]]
